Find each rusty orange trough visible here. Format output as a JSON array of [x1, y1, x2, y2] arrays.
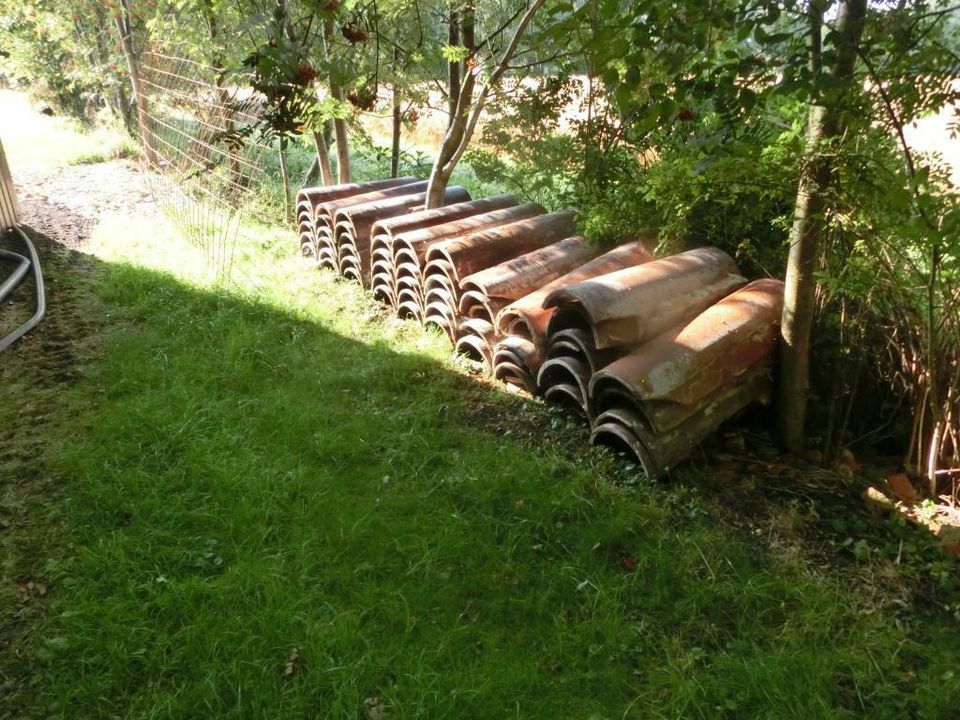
[[295, 179, 788, 478]]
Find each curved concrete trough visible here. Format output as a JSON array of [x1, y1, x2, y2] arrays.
[[293, 179, 788, 479], [392, 203, 545, 322], [543, 247, 745, 349], [537, 247, 745, 414], [313, 180, 427, 271], [296, 177, 417, 263], [589, 279, 784, 477], [334, 186, 471, 285], [455, 236, 600, 370], [369, 194, 523, 307], [492, 240, 654, 391], [422, 210, 576, 341]]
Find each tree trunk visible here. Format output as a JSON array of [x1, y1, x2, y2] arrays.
[[391, 46, 402, 178], [460, 2, 476, 61], [323, 17, 351, 183], [115, 82, 136, 136], [777, 0, 867, 452], [313, 130, 334, 185], [92, 4, 132, 129], [391, 97, 402, 179], [447, 6, 460, 128], [204, 0, 240, 187], [425, 0, 545, 208], [276, 0, 295, 42], [331, 89, 351, 184], [279, 140, 292, 224], [114, 0, 157, 165], [426, 116, 466, 207], [428, 1, 477, 207], [778, 101, 829, 453], [303, 156, 321, 185]]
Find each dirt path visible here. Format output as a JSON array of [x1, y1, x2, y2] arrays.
[[0, 162, 148, 714], [0, 95, 185, 710], [15, 159, 155, 225]]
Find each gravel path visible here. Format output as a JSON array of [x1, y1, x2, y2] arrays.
[[15, 159, 156, 233]]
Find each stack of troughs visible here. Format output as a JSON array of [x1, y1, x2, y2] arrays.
[[297, 179, 785, 478]]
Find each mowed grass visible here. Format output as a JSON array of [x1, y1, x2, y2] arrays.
[[7, 208, 954, 720]]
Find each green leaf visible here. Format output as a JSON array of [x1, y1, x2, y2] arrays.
[[441, 44, 469, 63], [614, 85, 635, 108], [657, 97, 677, 121], [610, 38, 629, 58]]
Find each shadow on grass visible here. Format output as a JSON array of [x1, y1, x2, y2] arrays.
[[3, 219, 960, 720]]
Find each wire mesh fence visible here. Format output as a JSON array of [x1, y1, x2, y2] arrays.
[[140, 46, 275, 280]]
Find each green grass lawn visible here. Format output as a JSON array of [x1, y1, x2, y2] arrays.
[[2, 107, 959, 718], [1, 210, 954, 719]]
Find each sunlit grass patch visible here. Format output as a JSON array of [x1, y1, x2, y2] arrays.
[[0, 90, 136, 171]]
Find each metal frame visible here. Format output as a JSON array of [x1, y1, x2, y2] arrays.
[[0, 137, 46, 352]]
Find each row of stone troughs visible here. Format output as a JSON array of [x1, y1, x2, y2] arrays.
[[297, 179, 785, 478]]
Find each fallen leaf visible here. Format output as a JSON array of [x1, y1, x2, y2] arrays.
[[282, 647, 301, 678], [887, 473, 918, 504], [15, 579, 47, 603], [364, 696, 390, 720]]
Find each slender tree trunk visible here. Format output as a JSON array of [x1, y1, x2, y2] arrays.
[[391, 47, 402, 178], [778, 101, 828, 453], [92, 4, 131, 128], [426, 0, 544, 208], [115, 82, 136, 135], [331, 89, 352, 183], [428, 1, 476, 207], [114, 0, 157, 165], [276, 0, 295, 42], [279, 140, 292, 224], [460, 2, 476, 61], [303, 156, 321, 185], [777, 0, 867, 452], [272, 0, 294, 199], [925, 242, 942, 491], [323, 120, 334, 153], [313, 130, 334, 185], [275, 0, 334, 187], [322, 17, 351, 183], [426, 117, 467, 207], [204, 0, 240, 186], [391, 102, 402, 178], [447, 6, 460, 128]]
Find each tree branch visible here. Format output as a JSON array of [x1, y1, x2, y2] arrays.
[[477, 5, 526, 54], [443, 0, 547, 173]]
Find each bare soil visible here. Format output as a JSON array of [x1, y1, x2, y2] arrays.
[[15, 158, 155, 224]]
